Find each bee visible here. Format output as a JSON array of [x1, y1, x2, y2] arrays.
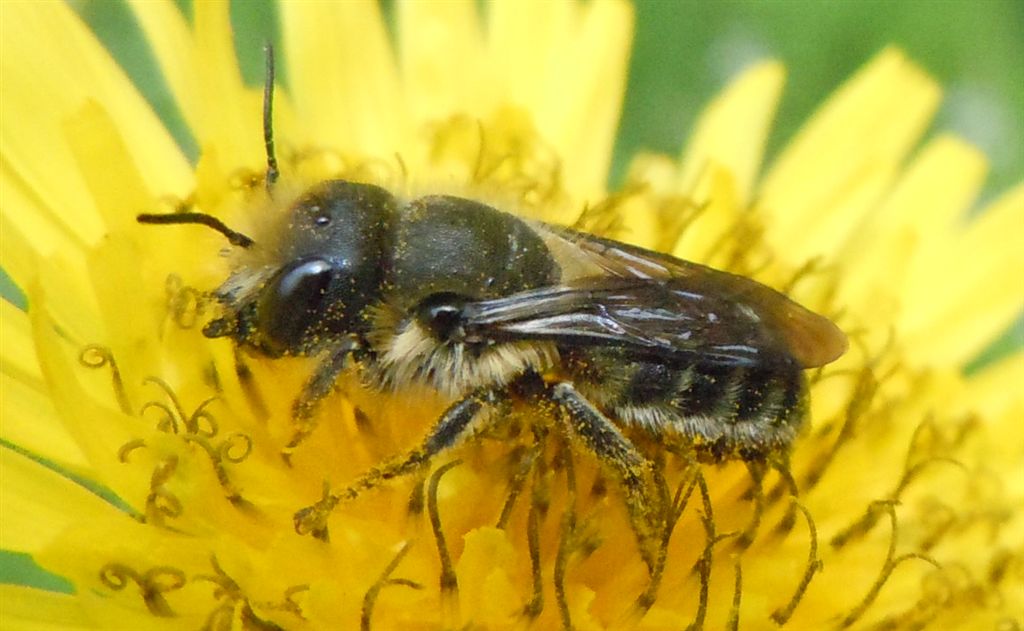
[[137, 49, 847, 555]]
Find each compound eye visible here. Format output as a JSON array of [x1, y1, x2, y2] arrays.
[[257, 257, 337, 355], [417, 292, 470, 342]]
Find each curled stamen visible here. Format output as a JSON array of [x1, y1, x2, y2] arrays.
[[147, 486, 183, 525], [839, 502, 941, 629], [862, 564, 967, 630], [99, 563, 186, 617], [140, 401, 180, 434], [780, 256, 825, 296], [361, 542, 419, 631], [184, 397, 220, 437], [118, 439, 147, 463], [554, 445, 578, 631], [470, 119, 489, 184], [250, 584, 313, 622], [164, 274, 207, 330], [685, 472, 735, 631], [183, 433, 253, 503], [196, 556, 287, 631], [765, 457, 799, 507], [701, 212, 760, 273], [99, 563, 138, 590], [921, 564, 967, 610], [145, 457, 182, 527], [832, 457, 965, 549], [893, 457, 967, 499], [634, 467, 697, 614], [523, 445, 549, 620], [653, 196, 709, 255], [572, 184, 642, 239], [427, 460, 462, 607], [735, 463, 765, 550], [770, 468, 805, 538], [140, 377, 221, 438], [281, 585, 311, 618], [497, 444, 540, 530], [918, 501, 957, 552], [142, 377, 189, 431], [801, 365, 880, 491], [727, 557, 743, 631], [219, 432, 254, 464], [770, 500, 822, 625], [79, 344, 132, 414], [841, 553, 942, 630]]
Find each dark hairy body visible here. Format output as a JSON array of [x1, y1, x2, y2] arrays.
[[140, 178, 843, 567]]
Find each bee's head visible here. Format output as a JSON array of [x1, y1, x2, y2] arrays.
[[141, 179, 397, 357], [223, 180, 396, 356], [137, 46, 397, 357]]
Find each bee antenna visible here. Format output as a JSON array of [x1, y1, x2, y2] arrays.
[[137, 212, 255, 249], [263, 42, 279, 193]]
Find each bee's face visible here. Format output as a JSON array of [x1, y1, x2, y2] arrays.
[[209, 180, 397, 357]]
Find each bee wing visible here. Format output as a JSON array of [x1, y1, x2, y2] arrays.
[[468, 224, 847, 368]]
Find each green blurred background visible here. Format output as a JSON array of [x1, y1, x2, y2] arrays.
[[3, 0, 1022, 591]]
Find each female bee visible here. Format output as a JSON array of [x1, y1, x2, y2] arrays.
[[138, 50, 846, 555]]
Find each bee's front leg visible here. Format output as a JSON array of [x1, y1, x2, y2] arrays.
[[293, 386, 510, 541], [281, 337, 361, 464], [548, 382, 666, 573]]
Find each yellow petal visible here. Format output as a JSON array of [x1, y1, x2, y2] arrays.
[[488, 0, 575, 115], [956, 352, 1024, 418], [64, 103, 155, 234], [542, 0, 633, 198], [835, 136, 988, 331], [0, 584, 92, 631], [127, 0, 200, 136], [281, 1, 405, 158], [455, 528, 520, 624], [2, 371, 89, 472], [397, 0, 487, 124], [193, 1, 263, 171], [0, 1, 190, 241], [759, 48, 941, 263], [679, 60, 786, 206], [489, 0, 632, 198], [28, 296, 153, 507], [0, 163, 94, 303], [1, 294, 42, 387], [0, 448, 115, 553], [900, 183, 1024, 366]]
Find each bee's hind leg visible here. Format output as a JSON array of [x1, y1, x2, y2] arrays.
[[293, 386, 510, 541], [281, 337, 361, 464], [548, 381, 666, 572]]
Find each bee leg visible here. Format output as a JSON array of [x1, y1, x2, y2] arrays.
[[548, 382, 665, 572], [281, 338, 360, 464], [293, 387, 508, 540], [233, 349, 269, 422]]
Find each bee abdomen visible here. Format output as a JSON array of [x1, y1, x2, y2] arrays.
[[570, 350, 806, 461]]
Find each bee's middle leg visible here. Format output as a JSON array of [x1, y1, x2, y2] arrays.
[[281, 339, 360, 463], [547, 381, 666, 572], [293, 386, 510, 540]]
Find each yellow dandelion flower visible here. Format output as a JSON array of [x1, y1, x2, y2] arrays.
[[2, 2, 1022, 631]]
